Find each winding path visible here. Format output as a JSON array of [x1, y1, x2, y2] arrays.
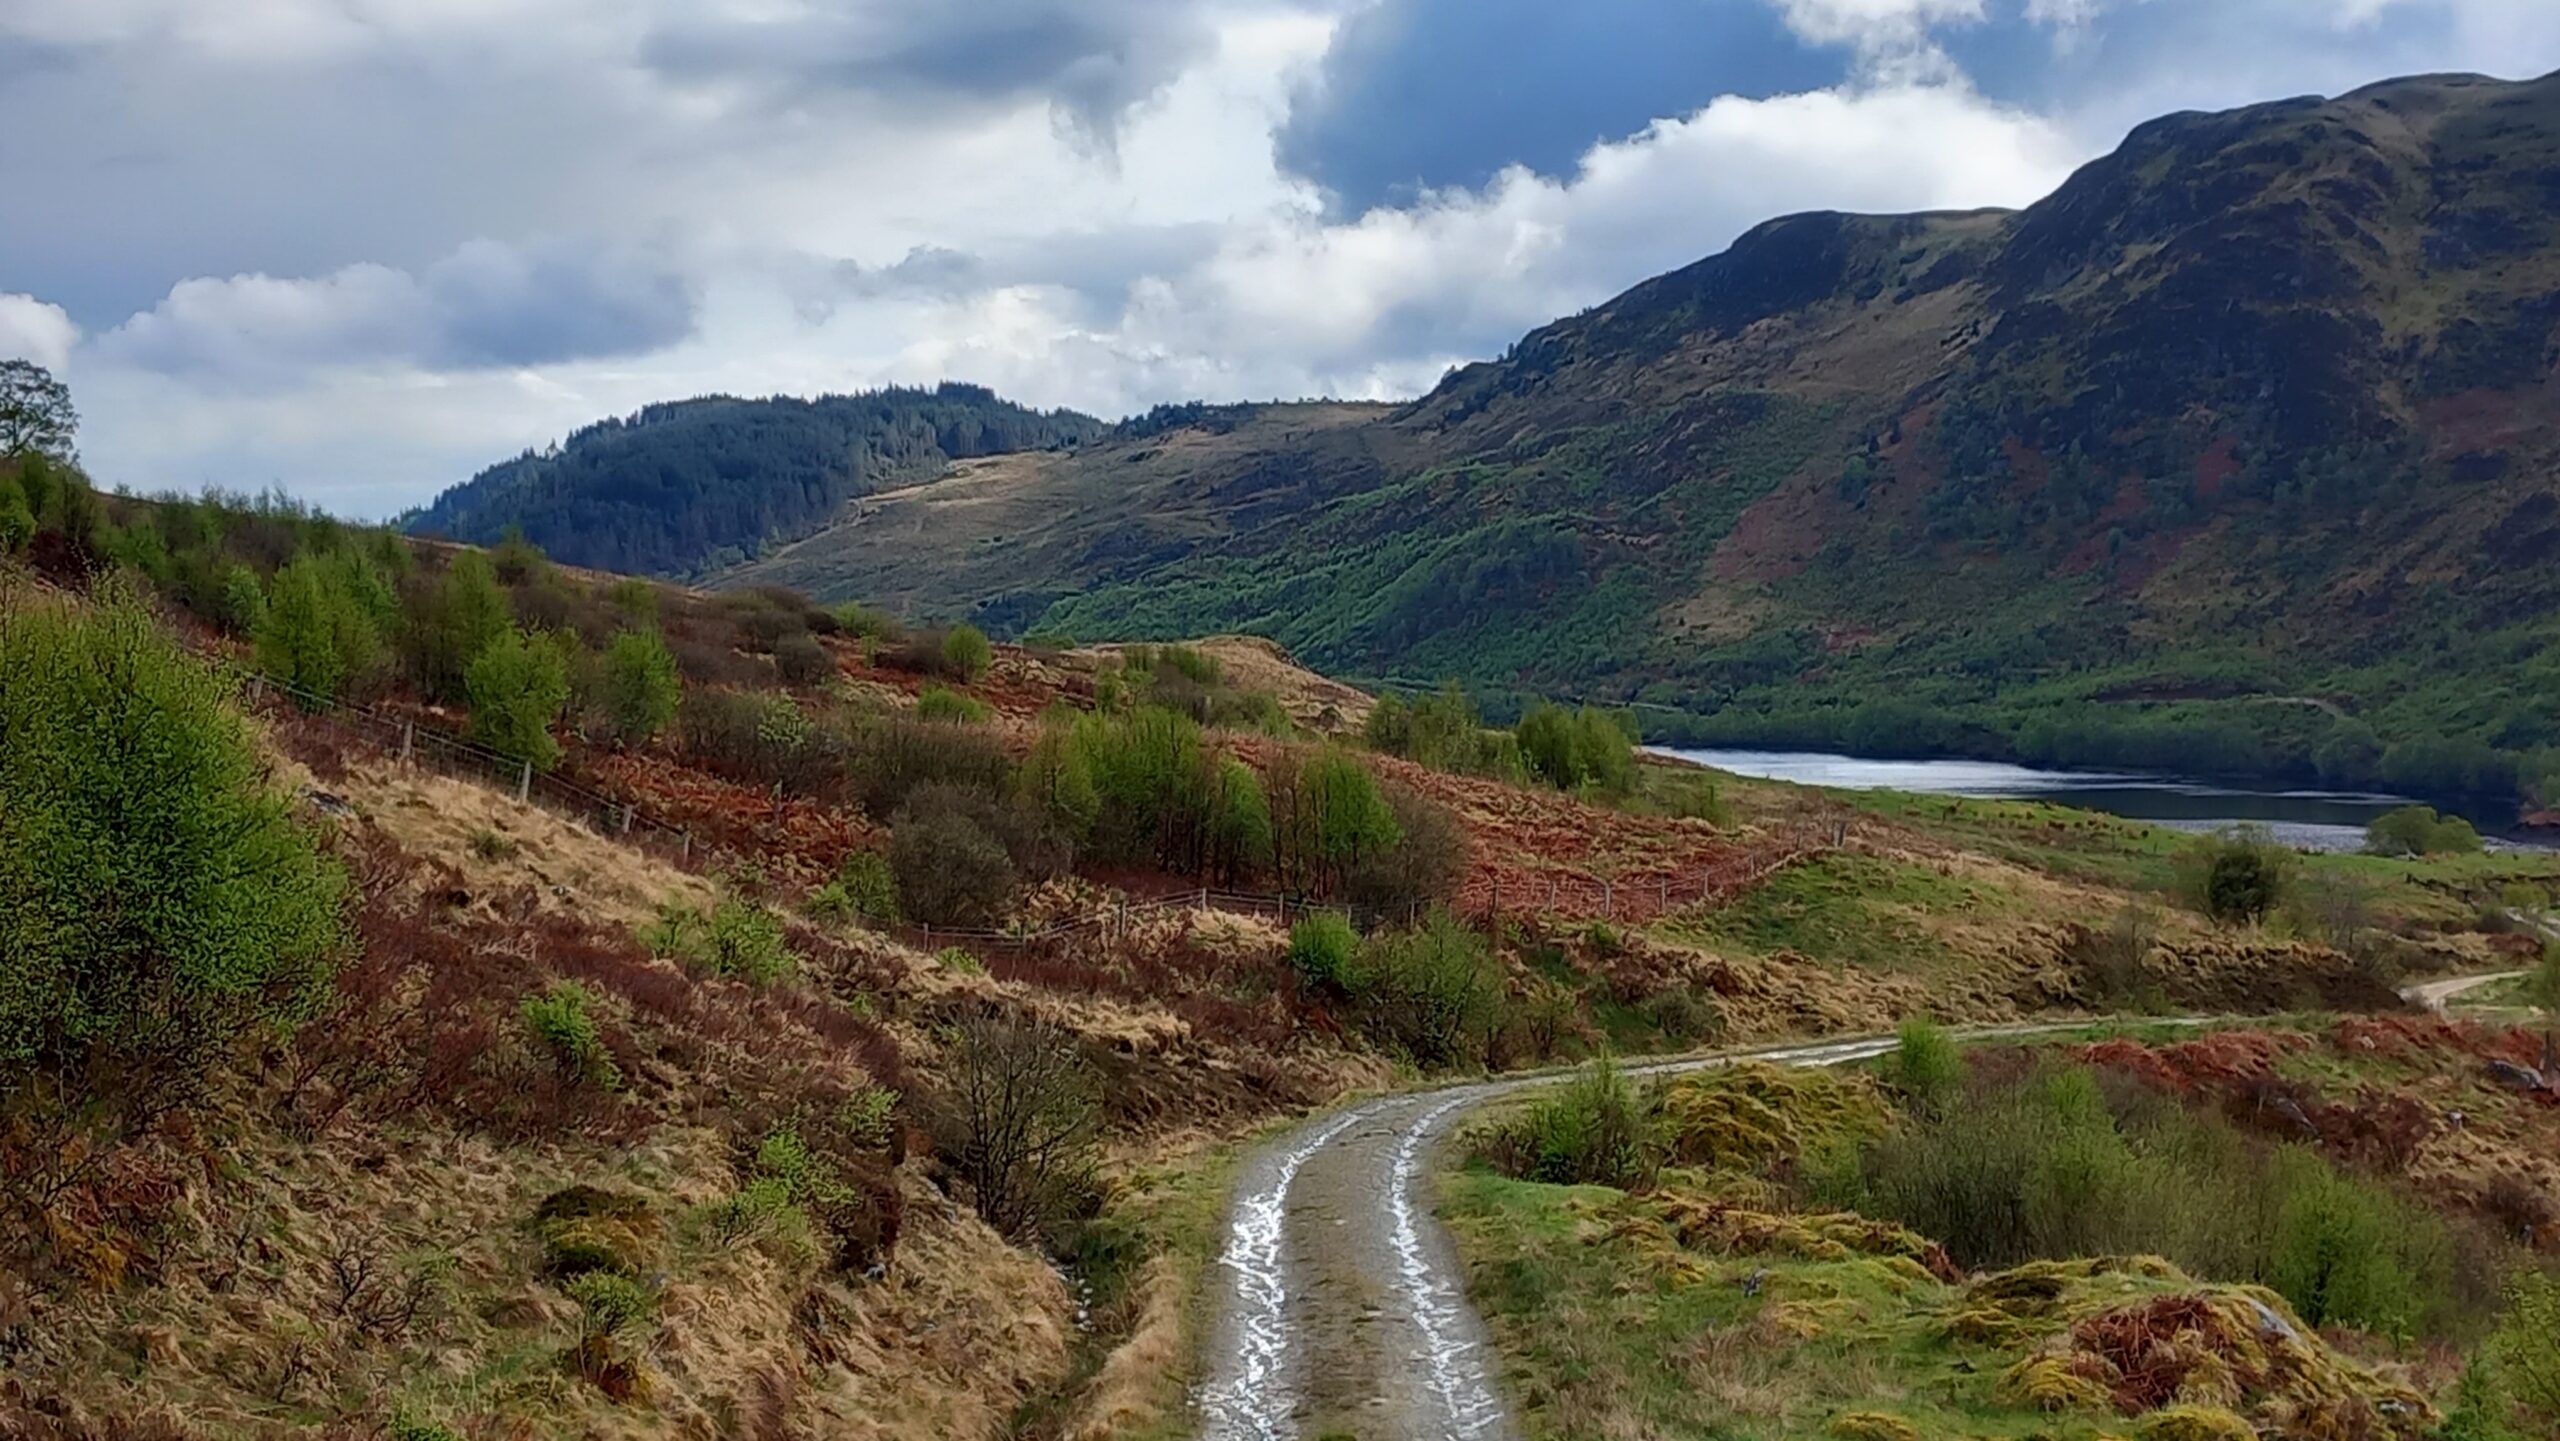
[[1190, 970, 2531, 1441], [1192, 1033, 1935, 1441]]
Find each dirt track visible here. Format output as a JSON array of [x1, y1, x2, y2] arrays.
[[1189, 974, 2522, 1441], [1192, 1033, 1936, 1441]]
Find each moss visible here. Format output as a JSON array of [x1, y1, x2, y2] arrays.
[[1826, 1412, 1922, 1441], [1997, 1354, 2115, 1413], [2131, 1405, 2256, 1441], [1655, 1061, 1889, 1174], [533, 1185, 658, 1280]]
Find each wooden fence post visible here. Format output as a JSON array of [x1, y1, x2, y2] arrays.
[[516, 759, 532, 805], [621, 804, 634, 835], [679, 831, 692, 865], [399, 722, 414, 764]]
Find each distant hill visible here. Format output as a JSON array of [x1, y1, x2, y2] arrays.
[[633, 75, 2560, 805], [404, 384, 1103, 576]]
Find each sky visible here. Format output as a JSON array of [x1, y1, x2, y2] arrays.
[[3, 0, 2557, 518]]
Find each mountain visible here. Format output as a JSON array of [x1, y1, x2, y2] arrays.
[[747, 74, 2560, 803], [404, 384, 1104, 576]]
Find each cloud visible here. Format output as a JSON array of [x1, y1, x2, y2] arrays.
[[0, 294, 79, 372], [96, 241, 695, 380], [638, 0, 1233, 139]]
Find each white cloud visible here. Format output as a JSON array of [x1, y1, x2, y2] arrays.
[[21, 0, 2560, 517], [0, 294, 79, 372]]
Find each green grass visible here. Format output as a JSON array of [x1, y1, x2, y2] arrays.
[[1441, 1169, 2156, 1441], [1660, 853, 1982, 976]]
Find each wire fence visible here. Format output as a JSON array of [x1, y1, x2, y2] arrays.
[[201, 648, 710, 874]]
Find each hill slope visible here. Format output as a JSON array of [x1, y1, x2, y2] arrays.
[[405, 383, 1104, 577], [745, 74, 2558, 805]]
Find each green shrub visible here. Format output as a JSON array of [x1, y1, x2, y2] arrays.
[[387, 1412, 464, 1441], [1367, 682, 1528, 782], [598, 628, 681, 746], [0, 472, 31, 552], [2265, 1144, 2434, 1337], [1205, 755, 1274, 884], [1474, 1058, 1654, 1188], [256, 550, 385, 703], [1515, 702, 1638, 795], [1343, 783, 1465, 914], [916, 684, 994, 723], [2176, 825, 2291, 925], [1883, 1018, 1962, 1114], [0, 596, 347, 1206], [645, 899, 793, 984], [942, 622, 993, 681], [564, 1269, 653, 1343], [2488, 1270, 2560, 1426], [215, 564, 267, 636], [809, 850, 900, 926], [1287, 911, 1359, 992], [520, 981, 619, 1088], [402, 549, 511, 704], [465, 625, 571, 771], [605, 576, 659, 621], [1349, 910, 1505, 1069], [1270, 746, 1401, 897], [831, 601, 902, 641], [2364, 804, 2484, 858]]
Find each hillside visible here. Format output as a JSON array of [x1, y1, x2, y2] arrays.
[[714, 72, 2560, 811], [3, 474, 2555, 1439], [404, 384, 1104, 578]]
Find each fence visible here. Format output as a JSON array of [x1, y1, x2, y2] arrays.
[[212, 654, 708, 874]]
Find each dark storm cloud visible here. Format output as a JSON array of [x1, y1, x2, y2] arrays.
[[1275, 0, 1845, 214], [640, 0, 1225, 135]]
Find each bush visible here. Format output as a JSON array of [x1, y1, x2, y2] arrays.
[[774, 630, 835, 686], [926, 1012, 1101, 1243], [889, 801, 1019, 929], [520, 981, 619, 1089], [916, 683, 994, 723], [1343, 782, 1464, 914], [0, 596, 348, 1224], [402, 550, 511, 704], [2176, 826, 2291, 926], [680, 687, 847, 796], [2363, 804, 2484, 858], [645, 899, 794, 984], [1349, 910, 1505, 1069], [1883, 1018, 1962, 1115], [256, 550, 386, 703], [831, 601, 902, 642], [1287, 911, 1359, 992], [846, 711, 1012, 817], [0, 472, 31, 552], [942, 622, 993, 681], [1367, 682, 1528, 782], [1474, 1059, 1654, 1188], [1823, 1059, 2468, 1340], [214, 563, 267, 635], [464, 625, 571, 771], [1516, 702, 1638, 795], [1205, 755, 1274, 885], [2488, 1270, 2560, 1426], [598, 628, 681, 746], [809, 850, 901, 926], [1270, 746, 1402, 897]]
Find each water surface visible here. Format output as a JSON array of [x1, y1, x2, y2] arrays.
[[1654, 747, 2552, 853]]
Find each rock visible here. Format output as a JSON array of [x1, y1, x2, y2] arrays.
[[2486, 1059, 2546, 1092]]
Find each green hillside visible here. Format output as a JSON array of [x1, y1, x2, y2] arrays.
[[721, 74, 2558, 810]]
